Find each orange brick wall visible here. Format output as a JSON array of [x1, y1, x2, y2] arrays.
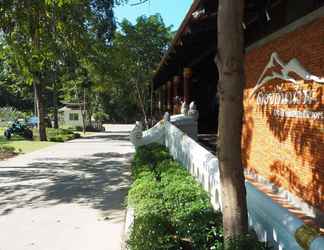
[[243, 17, 324, 211]]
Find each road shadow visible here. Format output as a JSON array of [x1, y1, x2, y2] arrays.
[[0, 151, 133, 220]]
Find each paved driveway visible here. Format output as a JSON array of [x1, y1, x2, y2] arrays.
[[0, 125, 134, 250]]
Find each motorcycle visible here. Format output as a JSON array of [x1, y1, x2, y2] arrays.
[[4, 121, 33, 140]]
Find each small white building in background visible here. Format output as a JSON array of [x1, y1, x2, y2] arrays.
[[58, 103, 84, 128]]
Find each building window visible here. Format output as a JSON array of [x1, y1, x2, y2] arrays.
[[69, 113, 79, 121]]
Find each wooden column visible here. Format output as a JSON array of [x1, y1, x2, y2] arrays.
[[158, 87, 162, 113], [183, 68, 193, 105], [173, 76, 181, 114], [163, 84, 167, 112], [153, 90, 158, 116], [167, 81, 173, 113]]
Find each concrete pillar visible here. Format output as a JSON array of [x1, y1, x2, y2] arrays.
[[183, 68, 193, 105]]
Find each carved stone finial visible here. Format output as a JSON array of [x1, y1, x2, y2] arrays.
[[136, 121, 143, 130], [189, 102, 196, 110], [130, 121, 143, 145], [181, 102, 189, 116], [188, 102, 199, 120], [163, 112, 170, 122]]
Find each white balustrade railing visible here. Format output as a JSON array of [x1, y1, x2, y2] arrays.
[[129, 113, 324, 250]]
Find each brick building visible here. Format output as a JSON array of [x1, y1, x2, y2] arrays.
[[243, 13, 324, 213], [153, 0, 324, 230]]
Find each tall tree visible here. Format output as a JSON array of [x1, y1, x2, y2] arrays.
[[0, 0, 118, 140], [216, 0, 248, 241], [109, 14, 172, 127], [0, 54, 33, 110]]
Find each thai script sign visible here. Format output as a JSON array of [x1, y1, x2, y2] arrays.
[[251, 52, 323, 120], [273, 109, 324, 120], [256, 90, 316, 105]]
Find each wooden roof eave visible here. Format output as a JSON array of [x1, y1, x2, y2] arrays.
[[153, 0, 205, 83], [153, 0, 283, 89]]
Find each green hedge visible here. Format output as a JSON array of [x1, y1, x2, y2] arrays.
[[128, 144, 221, 250], [127, 144, 271, 250], [0, 145, 20, 159], [48, 129, 81, 142], [0, 145, 16, 154]]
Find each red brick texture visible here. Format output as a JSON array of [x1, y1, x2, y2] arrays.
[[243, 17, 324, 211]]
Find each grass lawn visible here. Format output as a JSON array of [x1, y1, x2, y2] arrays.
[[1, 140, 56, 154], [0, 127, 56, 154], [0, 126, 100, 155]]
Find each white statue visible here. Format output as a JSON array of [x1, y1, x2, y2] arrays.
[[181, 102, 189, 116], [188, 102, 199, 120]]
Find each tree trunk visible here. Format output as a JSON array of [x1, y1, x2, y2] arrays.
[[35, 83, 47, 141], [134, 80, 149, 129], [53, 81, 59, 129], [87, 110, 93, 129], [32, 7, 47, 141], [33, 83, 38, 118], [52, 4, 58, 129], [81, 88, 86, 134], [86, 93, 94, 129], [216, 0, 248, 240], [150, 82, 154, 126]]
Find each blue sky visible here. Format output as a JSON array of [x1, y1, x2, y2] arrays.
[[114, 0, 192, 30]]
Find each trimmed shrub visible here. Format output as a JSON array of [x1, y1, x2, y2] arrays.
[[128, 214, 181, 250], [128, 144, 270, 250], [66, 134, 74, 140], [132, 143, 171, 177], [0, 145, 16, 154], [48, 136, 64, 142], [210, 233, 271, 250], [60, 129, 74, 135], [128, 173, 163, 215], [159, 162, 221, 249], [0, 145, 19, 160], [73, 133, 81, 139], [48, 130, 80, 142], [128, 172, 179, 250], [75, 126, 83, 131], [128, 144, 220, 249]]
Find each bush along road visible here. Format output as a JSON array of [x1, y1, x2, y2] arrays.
[[0, 145, 19, 160], [127, 144, 271, 250]]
